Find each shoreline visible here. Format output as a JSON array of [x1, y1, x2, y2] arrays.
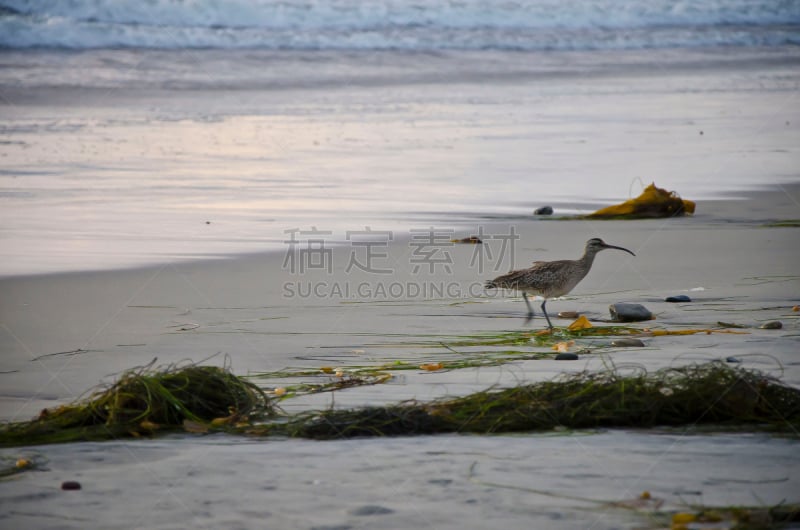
[[1, 181, 798, 282]]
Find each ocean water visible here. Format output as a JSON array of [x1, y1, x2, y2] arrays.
[[1, 1, 799, 276], [2, 0, 799, 50]]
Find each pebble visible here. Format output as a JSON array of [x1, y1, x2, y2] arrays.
[[609, 303, 654, 322], [611, 338, 645, 347], [557, 311, 580, 319], [533, 206, 553, 215], [665, 295, 691, 303], [759, 321, 783, 329], [349, 505, 394, 516], [717, 321, 747, 329], [61, 481, 81, 491], [725, 357, 742, 363], [555, 353, 579, 361]]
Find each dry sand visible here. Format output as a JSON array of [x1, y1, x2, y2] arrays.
[[1, 184, 799, 529]]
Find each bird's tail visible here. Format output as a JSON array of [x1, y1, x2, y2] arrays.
[[484, 279, 497, 290]]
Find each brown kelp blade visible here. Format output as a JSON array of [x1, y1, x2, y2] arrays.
[[586, 182, 695, 219]]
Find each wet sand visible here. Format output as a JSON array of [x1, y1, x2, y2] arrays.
[[2, 47, 799, 276], [1, 185, 799, 529]]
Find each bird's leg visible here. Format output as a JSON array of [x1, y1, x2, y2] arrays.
[[522, 293, 535, 321], [540, 299, 554, 331]]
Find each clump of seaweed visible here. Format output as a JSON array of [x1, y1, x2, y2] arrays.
[[585, 182, 695, 219], [0, 360, 273, 447], [3, 361, 799, 447], [278, 362, 800, 439]]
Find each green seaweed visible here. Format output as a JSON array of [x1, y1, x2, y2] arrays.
[[3, 361, 798, 447], [762, 219, 800, 228], [0, 361, 273, 447], [272, 362, 800, 439]]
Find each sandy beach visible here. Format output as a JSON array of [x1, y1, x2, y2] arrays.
[[1, 2, 800, 526], [1, 183, 799, 529]]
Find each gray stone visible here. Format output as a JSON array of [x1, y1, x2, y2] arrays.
[[555, 353, 579, 361], [609, 303, 654, 322], [759, 321, 783, 329], [718, 321, 747, 329], [665, 295, 691, 303], [349, 505, 394, 516], [611, 338, 645, 347], [533, 206, 553, 215]]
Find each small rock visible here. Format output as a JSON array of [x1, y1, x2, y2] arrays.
[[725, 357, 742, 363], [533, 206, 553, 215], [665, 295, 691, 303], [555, 353, 579, 361], [611, 338, 645, 347], [717, 321, 747, 329], [759, 321, 782, 329], [61, 481, 81, 491], [349, 505, 393, 516], [558, 311, 580, 319], [609, 303, 654, 322]]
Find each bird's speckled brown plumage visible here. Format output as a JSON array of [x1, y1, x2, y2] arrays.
[[485, 238, 635, 329]]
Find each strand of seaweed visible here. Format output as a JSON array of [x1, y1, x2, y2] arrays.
[[247, 324, 751, 400], [244, 325, 645, 398], [270, 361, 799, 440], [2, 324, 795, 448]]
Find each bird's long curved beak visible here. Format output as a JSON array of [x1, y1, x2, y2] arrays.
[[602, 243, 636, 256]]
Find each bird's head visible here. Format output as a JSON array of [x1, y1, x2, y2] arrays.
[[586, 238, 635, 256]]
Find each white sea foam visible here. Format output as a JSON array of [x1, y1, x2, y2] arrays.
[[1, 0, 798, 50]]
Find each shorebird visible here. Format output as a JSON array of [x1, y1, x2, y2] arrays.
[[485, 238, 635, 329]]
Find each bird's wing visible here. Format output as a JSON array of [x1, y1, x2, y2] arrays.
[[487, 268, 528, 288], [488, 260, 567, 292]]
